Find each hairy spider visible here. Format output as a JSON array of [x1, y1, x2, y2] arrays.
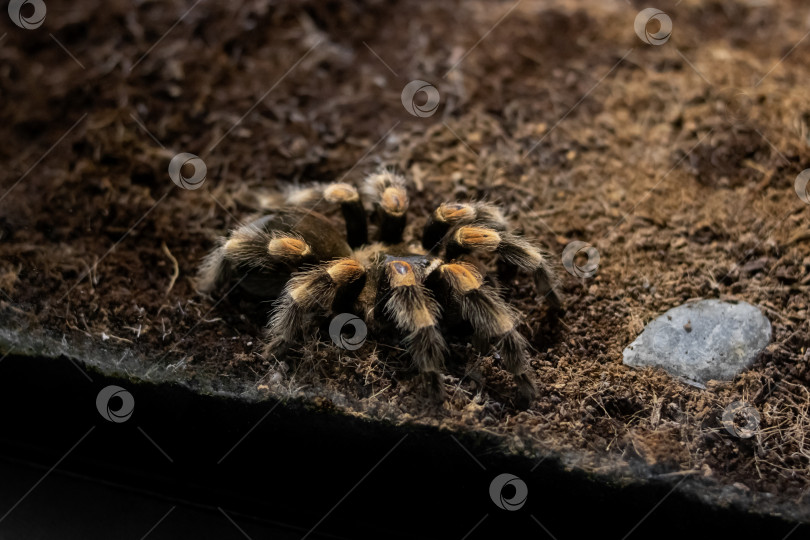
[[198, 171, 561, 407]]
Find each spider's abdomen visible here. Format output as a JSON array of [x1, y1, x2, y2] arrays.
[[201, 207, 353, 298], [244, 209, 352, 297], [256, 208, 352, 259]]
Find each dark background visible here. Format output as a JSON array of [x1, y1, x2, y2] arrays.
[[0, 353, 803, 539]]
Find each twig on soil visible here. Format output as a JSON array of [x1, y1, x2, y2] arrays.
[[370, 384, 391, 400], [161, 241, 180, 295], [65, 321, 92, 338], [785, 229, 810, 247], [742, 159, 774, 192], [101, 332, 133, 344], [760, 306, 793, 326]]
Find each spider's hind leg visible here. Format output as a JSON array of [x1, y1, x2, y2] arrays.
[[284, 182, 368, 248], [323, 183, 368, 248], [428, 261, 537, 408], [445, 225, 562, 311]]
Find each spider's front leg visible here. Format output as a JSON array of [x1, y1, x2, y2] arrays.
[[264, 258, 366, 358], [379, 260, 448, 400], [422, 201, 508, 252], [445, 225, 562, 310], [428, 261, 537, 408]]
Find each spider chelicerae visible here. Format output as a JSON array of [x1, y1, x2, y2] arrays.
[[198, 170, 562, 408]]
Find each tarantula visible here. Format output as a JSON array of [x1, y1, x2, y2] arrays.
[[198, 171, 561, 407]]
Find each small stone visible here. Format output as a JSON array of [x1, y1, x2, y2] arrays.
[[622, 300, 771, 385]]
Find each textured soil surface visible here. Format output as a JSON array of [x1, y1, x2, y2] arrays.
[[2, 0, 810, 519]]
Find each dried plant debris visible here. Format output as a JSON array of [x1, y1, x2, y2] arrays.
[[0, 0, 809, 521]]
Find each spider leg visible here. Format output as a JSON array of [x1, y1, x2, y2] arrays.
[[380, 260, 447, 399], [444, 225, 562, 310], [362, 170, 408, 244], [324, 183, 367, 248], [264, 258, 366, 358], [285, 183, 368, 248], [421, 201, 508, 252], [428, 262, 537, 408]]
